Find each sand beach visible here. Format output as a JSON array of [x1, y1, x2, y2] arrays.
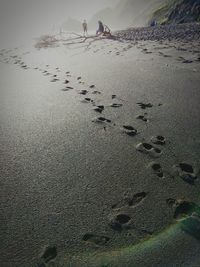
[[1, 23, 200, 267]]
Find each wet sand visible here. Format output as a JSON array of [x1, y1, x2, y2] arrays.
[[0, 25, 200, 267]]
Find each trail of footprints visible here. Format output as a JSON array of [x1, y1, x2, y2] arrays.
[[57, 64, 199, 248], [109, 191, 155, 235], [1, 46, 199, 257], [36, 195, 200, 265]]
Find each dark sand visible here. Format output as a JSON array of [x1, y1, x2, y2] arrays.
[[0, 23, 200, 267]]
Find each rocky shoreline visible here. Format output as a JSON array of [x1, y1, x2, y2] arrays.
[[115, 23, 200, 42]]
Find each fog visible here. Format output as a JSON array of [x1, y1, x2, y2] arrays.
[[0, 0, 119, 47]]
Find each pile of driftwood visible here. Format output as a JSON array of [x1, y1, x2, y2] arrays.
[[35, 35, 58, 49], [35, 32, 116, 50]]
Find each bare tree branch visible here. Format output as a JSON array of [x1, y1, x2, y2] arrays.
[[35, 32, 117, 50]]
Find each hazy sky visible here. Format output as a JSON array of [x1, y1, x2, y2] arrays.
[[0, 0, 120, 47]]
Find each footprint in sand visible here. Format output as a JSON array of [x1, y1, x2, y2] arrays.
[[137, 102, 153, 109], [89, 85, 95, 89], [166, 199, 200, 240], [51, 78, 59, 82], [61, 86, 73, 91], [142, 48, 152, 54], [82, 233, 110, 246], [149, 162, 164, 178], [38, 246, 57, 266], [92, 90, 101, 95], [173, 163, 198, 185], [93, 105, 104, 113], [79, 90, 88, 95], [112, 95, 117, 99], [112, 192, 147, 211], [182, 59, 193, 64], [81, 97, 94, 103], [177, 47, 187, 52], [151, 135, 166, 145], [159, 52, 171, 57], [136, 142, 162, 158], [93, 117, 111, 123], [136, 113, 149, 122], [110, 103, 123, 108], [109, 214, 131, 231], [163, 54, 171, 58], [123, 125, 137, 136], [167, 199, 200, 218]]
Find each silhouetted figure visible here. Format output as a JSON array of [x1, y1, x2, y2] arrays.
[[96, 21, 104, 35], [150, 20, 157, 27], [82, 20, 88, 36]]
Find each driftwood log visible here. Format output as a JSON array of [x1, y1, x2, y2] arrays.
[[35, 32, 117, 50]]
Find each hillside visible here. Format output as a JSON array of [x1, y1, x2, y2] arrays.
[[89, 0, 166, 30], [150, 0, 200, 25], [61, 1, 167, 32], [61, 0, 200, 33]]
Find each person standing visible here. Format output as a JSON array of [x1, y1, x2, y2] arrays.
[[82, 20, 88, 36], [96, 21, 104, 35]]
